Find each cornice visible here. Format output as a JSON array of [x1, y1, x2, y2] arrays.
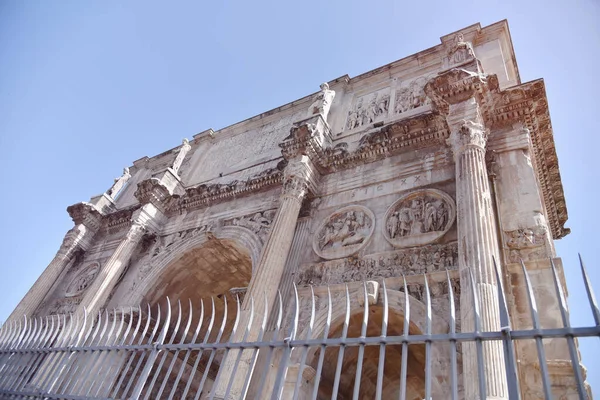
[[85, 79, 567, 242], [66, 202, 103, 232], [170, 161, 286, 214], [488, 79, 569, 239]]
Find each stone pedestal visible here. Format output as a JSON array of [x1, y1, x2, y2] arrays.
[[448, 99, 508, 400]]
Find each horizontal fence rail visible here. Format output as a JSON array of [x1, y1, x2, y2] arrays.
[[0, 257, 598, 399]]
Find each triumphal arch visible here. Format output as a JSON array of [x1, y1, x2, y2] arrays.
[[7, 20, 591, 399]]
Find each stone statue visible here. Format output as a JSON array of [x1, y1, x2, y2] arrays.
[[307, 83, 336, 123], [107, 167, 131, 199], [171, 138, 191, 175]]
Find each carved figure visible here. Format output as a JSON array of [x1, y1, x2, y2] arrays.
[[107, 167, 131, 198], [307, 83, 336, 123], [65, 264, 99, 297], [345, 90, 390, 130], [318, 210, 371, 250], [171, 138, 191, 175], [384, 189, 456, 248], [299, 242, 459, 286], [314, 206, 375, 259], [388, 194, 452, 239], [395, 78, 430, 115]]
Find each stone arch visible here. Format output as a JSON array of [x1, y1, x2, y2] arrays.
[[122, 225, 263, 306], [297, 287, 448, 399]]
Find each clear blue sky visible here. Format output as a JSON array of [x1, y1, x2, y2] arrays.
[[1, 0, 598, 394]]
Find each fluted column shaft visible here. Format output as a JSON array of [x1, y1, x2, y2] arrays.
[[8, 224, 96, 321], [450, 118, 508, 400], [212, 156, 314, 400], [76, 204, 162, 319]]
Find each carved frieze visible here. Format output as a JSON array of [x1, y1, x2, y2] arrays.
[[223, 210, 276, 243], [299, 242, 458, 286], [49, 297, 82, 316], [394, 77, 430, 115], [150, 224, 213, 260], [384, 189, 455, 248], [505, 225, 549, 263], [65, 262, 100, 298], [345, 88, 391, 131], [313, 205, 375, 260]]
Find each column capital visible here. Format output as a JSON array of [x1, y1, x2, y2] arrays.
[[134, 177, 174, 213], [448, 120, 488, 156], [282, 155, 319, 201], [280, 113, 332, 161], [66, 202, 103, 233]]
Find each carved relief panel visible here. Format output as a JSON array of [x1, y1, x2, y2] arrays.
[[47, 262, 101, 315], [299, 242, 458, 286], [313, 205, 375, 260], [394, 77, 430, 115], [384, 189, 455, 248], [345, 88, 391, 131], [504, 226, 549, 263], [65, 262, 100, 297]]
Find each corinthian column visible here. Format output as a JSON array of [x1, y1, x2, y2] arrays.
[[448, 100, 508, 399], [8, 203, 102, 321], [211, 155, 316, 400], [75, 204, 163, 319]]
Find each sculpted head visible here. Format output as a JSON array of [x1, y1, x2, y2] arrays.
[[320, 82, 329, 91]]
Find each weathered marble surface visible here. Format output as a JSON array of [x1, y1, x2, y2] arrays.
[[9, 20, 585, 400]]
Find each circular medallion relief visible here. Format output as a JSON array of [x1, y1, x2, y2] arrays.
[[65, 262, 100, 298], [313, 205, 375, 260], [383, 189, 456, 248]]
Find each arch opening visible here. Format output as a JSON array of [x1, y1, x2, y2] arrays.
[[310, 305, 428, 400]]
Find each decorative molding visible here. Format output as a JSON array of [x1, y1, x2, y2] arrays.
[[488, 80, 569, 239], [313, 205, 375, 260], [150, 224, 214, 260], [172, 161, 286, 213], [134, 178, 173, 212], [448, 120, 488, 155], [67, 202, 103, 232], [345, 87, 391, 131], [223, 210, 276, 244], [298, 242, 458, 286], [383, 189, 456, 248]]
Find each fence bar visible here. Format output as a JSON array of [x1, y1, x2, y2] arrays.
[[520, 260, 552, 399], [122, 304, 161, 399], [167, 299, 205, 400], [270, 284, 300, 400], [1, 256, 599, 400], [579, 255, 600, 327], [493, 257, 521, 399], [130, 298, 172, 400], [375, 280, 389, 400], [239, 291, 269, 400], [292, 286, 315, 400], [550, 258, 588, 399], [424, 274, 432, 400], [446, 270, 458, 400], [469, 268, 487, 399], [156, 300, 194, 400], [399, 276, 409, 400], [255, 291, 283, 400], [180, 297, 217, 400], [331, 284, 350, 400]]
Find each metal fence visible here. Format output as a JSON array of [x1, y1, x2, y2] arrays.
[[0, 258, 598, 400]]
